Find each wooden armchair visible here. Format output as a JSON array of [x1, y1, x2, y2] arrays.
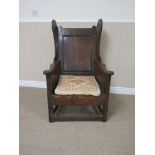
[[43, 19, 114, 122]]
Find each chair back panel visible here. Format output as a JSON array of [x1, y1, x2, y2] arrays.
[[52, 19, 103, 75], [59, 28, 95, 74]]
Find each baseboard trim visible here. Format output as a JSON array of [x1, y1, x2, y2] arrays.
[[19, 80, 135, 95], [110, 87, 135, 95], [19, 80, 46, 88]]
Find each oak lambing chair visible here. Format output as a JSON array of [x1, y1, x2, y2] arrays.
[[43, 19, 114, 122]]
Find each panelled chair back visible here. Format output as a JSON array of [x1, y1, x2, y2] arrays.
[[43, 19, 114, 122]]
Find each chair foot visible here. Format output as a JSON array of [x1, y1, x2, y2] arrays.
[[49, 117, 54, 122], [102, 111, 108, 122], [48, 105, 54, 122], [103, 117, 107, 122], [49, 112, 54, 122]]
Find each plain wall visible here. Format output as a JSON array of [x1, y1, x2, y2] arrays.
[[19, 0, 135, 22]]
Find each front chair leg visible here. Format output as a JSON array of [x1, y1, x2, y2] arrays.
[[45, 74, 56, 122], [103, 102, 108, 122], [103, 112, 107, 122]]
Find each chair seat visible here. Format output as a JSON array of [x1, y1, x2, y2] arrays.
[[55, 75, 101, 96]]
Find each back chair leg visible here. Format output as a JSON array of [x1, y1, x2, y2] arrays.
[[47, 99, 54, 122]]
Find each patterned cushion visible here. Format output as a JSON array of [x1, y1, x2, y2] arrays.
[[55, 75, 101, 96]]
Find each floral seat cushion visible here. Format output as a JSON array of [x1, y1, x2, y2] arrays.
[[55, 75, 101, 96]]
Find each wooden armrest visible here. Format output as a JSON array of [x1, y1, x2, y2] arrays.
[[94, 61, 114, 76], [43, 70, 52, 75], [43, 61, 61, 95], [43, 61, 61, 75]]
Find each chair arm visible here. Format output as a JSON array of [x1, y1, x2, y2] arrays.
[[43, 70, 53, 75], [43, 61, 61, 75], [43, 61, 61, 95], [94, 61, 114, 77]]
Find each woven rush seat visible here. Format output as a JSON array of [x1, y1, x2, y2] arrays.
[[55, 75, 101, 96]]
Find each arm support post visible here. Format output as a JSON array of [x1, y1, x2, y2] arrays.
[[43, 60, 61, 95], [94, 61, 114, 96]]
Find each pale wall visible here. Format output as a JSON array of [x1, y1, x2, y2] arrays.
[[19, 0, 135, 22]]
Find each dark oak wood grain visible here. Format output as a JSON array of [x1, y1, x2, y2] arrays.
[[43, 19, 114, 122]]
